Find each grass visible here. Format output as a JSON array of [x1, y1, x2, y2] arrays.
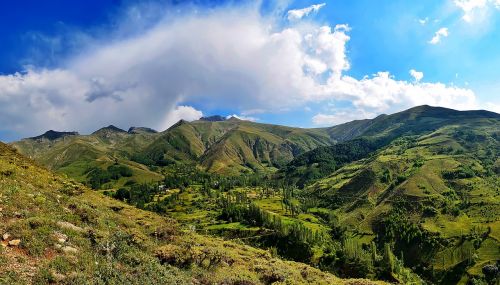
[[304, 121, 500, 282], [6, 106, 499, 284], [0, 142, 389, 285]]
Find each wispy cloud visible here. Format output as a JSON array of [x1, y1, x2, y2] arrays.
[[409, 69, 424, 82], [287, 3, 326, 21], [312, 108, 376, 126], [418, 17, 429, 25], [454, 0, 500, 22], [429, 27, 449, 44], [226, 114, 258, 121]]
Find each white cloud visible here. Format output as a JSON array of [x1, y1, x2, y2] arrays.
[[226, 114, 258, 121], [454, 0, 500, 22], [323, 71, 477, 113], [429, 27, 449, 44], [312, 109, 376, 126], [161, 105, 203, 130], [287, 3, 326, 21], [455, 0, 487, 22], [418, 17, 429, 25], [409, 69, 424, 82], [484, 102, 500, 113], [0, 3, 481, 139]]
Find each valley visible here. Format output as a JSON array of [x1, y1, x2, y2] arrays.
[[8, 105, 500, 284]]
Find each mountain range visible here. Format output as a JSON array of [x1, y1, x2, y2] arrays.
[[7, 105, 500, 284]]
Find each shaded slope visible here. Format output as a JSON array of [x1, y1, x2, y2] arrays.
[[326, 105, 499, 141]]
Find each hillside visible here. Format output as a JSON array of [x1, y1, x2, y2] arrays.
[[284, 105, 500, 186], [12, 118, 336, 186], [0, 142, 387, 284], [6, 105, 499, 284], [139, 118, 334, 174], [301, 117, 500, 284], [11, 126, 163, 189]]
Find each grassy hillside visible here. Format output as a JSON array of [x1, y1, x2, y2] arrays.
[[12, 118, 336, 183], [7, 106, 499, 284], [284, 105, 500, 186], [0, 142, 387, 285], [141, 118, 334, 175], [11, 127, 163, 189], [301, 118, 499, 284]]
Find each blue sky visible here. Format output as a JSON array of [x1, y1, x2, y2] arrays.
[[0, 0, 499, 141]]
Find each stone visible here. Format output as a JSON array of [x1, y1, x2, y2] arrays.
[[8, 239, 21, 246], [53, 232, 68, 243], [57, 221, 84, 232], [52, 272, 66, 282], [62, 246, 78, 254], [2, 233, 10, 241]]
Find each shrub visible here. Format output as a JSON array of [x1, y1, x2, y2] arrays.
[[423, 206, 438, 217], [482, 264, 499, 283], [442, 166, 476, 180]]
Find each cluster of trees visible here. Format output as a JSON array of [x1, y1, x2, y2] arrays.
[[283, 138, 381, 187], [85, 164, 133, 189], [282, 186, 301, 217], [331, 238, 421, 283], [114, 183, 161, 209], [219, 194, 331, 261], [442, 165, 478, 180], [160, 163, 280, 191], [105, 151, 489, 284]]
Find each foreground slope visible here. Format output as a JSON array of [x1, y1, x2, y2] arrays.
[[303, 117, 499, 283], [0, 142, 385, 284]]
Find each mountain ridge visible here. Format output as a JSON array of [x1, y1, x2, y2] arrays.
[[9, 105, 500, 183], [29, 130, 80, 141]]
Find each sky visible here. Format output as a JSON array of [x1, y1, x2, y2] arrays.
[[0, 0, 499, 141]]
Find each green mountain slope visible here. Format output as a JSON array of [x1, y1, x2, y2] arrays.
[[12, 118, 336, 181], [140, 118, 334, 174], [301, 117, 500, 284], [284, 106, 500, 186], [11, 126, 163, 188], [6, 105, 499, 284], [0, 142, 386, 285]]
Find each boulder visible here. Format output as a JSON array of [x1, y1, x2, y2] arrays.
[[57, 221, 84, 232], [53, 232, 68, 243], [62, 246, 78, 254], [9, 239, 21, 246]]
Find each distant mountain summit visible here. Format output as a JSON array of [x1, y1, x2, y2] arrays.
[[92, 125, 127, 136], [29, 130, 79, 141], [128, 127, 158, 134], [199, 115, 226, 122], [226, 116, 242, 122]]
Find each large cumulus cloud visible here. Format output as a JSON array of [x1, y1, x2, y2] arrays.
[[0, 2, 479, 138]]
